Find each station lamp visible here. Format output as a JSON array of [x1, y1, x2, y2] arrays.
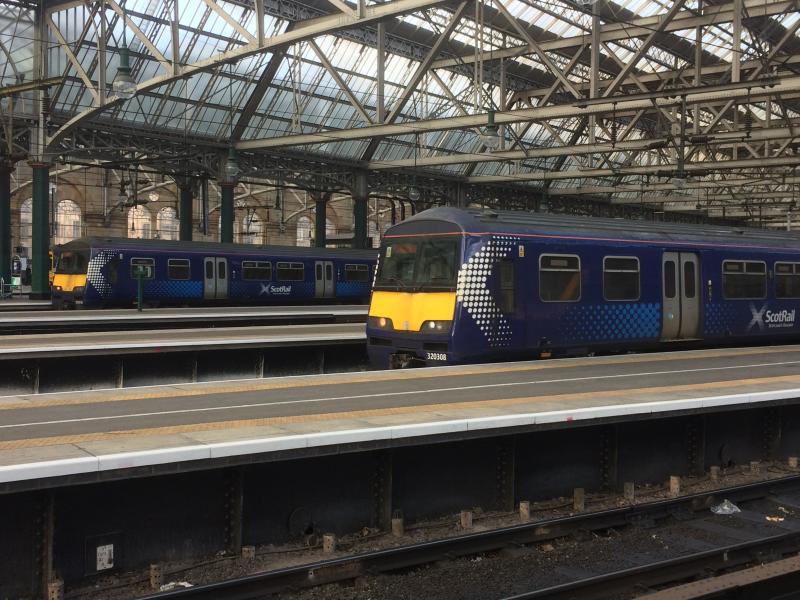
[[481, 110, 501, 150], [223, 147, 240, 183], [113, 44, 137, 100]]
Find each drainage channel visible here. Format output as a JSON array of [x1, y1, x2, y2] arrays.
[[137, 474, 800, 600]]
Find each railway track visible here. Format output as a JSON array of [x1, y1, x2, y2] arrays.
[[139, 474, 800, 600]]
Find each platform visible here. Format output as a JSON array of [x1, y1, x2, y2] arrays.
[[0, 304, 367, 333], [0, 322, 366, 359], [2, 344, 800, 488]]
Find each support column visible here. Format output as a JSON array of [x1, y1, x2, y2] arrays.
[[179, 182, 193, 242], [314, 193, 328, 248], [0, 161, 11, 286], [30, 162, 50, 299], [353, 172, 368, 249], [220, 183, 234, 243]]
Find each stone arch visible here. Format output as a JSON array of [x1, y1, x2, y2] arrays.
[[296, 215, 312, 247], [54, 199, 82, 245], [128, 205, 152, 239], [156, 207, 178, 240]]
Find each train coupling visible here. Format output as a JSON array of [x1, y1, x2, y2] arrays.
[[389, 352, 425, 369]]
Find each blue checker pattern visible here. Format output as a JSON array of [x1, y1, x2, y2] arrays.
[[143, 280, 203, 299], [704, 302, 739, 336], [335, 280, 371, 298], [561, 303, 660, 342]]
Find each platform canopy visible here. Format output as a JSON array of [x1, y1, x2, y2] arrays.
[[1, 0, 800, 224]]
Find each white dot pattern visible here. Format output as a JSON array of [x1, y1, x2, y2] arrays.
[[456, 236, 518, 347], [87, 250, 116, 298]]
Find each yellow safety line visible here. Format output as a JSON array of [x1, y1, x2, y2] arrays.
[[1, 344, 797, 412], [3, 373, 799, 451]]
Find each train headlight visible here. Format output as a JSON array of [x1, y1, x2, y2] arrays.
[[53, 285, 62, 292], [368, 316, 394, 330], [421, 320, 452, 333]]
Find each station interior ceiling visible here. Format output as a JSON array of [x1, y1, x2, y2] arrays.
[[1, 0, 800, 229]]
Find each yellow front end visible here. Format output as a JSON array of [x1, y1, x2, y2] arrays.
[[367, 291, 457, 367], [369, 291, 457, 331], [51, 273, 87, 307]]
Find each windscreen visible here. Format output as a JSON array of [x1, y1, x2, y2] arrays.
[[375, 236, 460, 292], [55, 250, 88, 274]]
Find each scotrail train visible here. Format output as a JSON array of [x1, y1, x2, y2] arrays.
[[51, 237, 376, 308], [367, 207, 800, 368]]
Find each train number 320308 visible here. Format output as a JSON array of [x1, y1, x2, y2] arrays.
[[426, 352, 447, 362]]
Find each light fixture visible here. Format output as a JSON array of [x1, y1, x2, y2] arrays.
[[113, 44, 137, 100], [481, 110, 500, 150], [672, 175, 687, 190], [118, 182, 128, 203], [148, 191, 159, 203], [223, 147, 240, 182], [408, 186, 421, 202]]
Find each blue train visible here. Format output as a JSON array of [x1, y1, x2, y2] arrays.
[[52, 237, 377, 308], [367, 207, 800, 368]]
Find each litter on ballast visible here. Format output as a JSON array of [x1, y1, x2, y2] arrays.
[[710, 499, 741, 515]]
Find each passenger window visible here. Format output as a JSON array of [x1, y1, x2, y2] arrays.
[[278, 262, 304, 281], [539, 254, 580, 302], [344, 264, 370, 282], [664, 261, 676, 299], [683, 262, 696, 299], [218, 261, 226, 279], [499, 259, 515, 313], [603, 257, 639, 301], [130, 257, 155, 280], [168, 259, 190, 280], [775, 262, 800, 298], [205, 261, 213, 279], [723, 260, 766, 299], [242, 261, 271, 281]]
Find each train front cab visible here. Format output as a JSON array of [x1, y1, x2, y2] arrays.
[[367, 221, 462, 368], [51, 244, 90, 308]]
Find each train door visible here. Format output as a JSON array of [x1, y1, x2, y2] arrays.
[[314, 261, 334, 298], [661, 252, 701, 340], [203, 257, 229, 300]]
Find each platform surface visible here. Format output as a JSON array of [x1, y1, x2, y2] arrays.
[[0, 304, 367, 332], [2, 344, 800, 486], [0, 322, 366, 358]]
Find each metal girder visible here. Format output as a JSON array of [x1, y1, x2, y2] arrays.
[[308, 39, 373, 124], [554, 176, 800, 196], [431, 0, 795, 69], [360, 0, 468, 161], [602, 0, 687, 98], [237, 76, 800, 150], [46, 0, 454, 150], [467, 156, 800, 184], [366, 125, 800, 169]]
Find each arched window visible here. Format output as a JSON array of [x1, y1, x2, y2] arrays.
[[19, 198, 32, 251], [296, 215, 312, 247], [54, 200, 82, 245], [128, 205, 152, 239], [241, 211, 263, 245], [325, 218, 336, 237], [156, 207, 178, 240]]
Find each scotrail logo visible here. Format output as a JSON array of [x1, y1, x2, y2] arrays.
[[260, 284, 292, 296], [748, 304, 795, 331]]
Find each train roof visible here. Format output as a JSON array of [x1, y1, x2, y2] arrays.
[[388, 207, 800, 250], [58, 237, 377, 259]]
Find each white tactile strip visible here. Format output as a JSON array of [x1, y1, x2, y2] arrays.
[[2, 387, 799, 484]]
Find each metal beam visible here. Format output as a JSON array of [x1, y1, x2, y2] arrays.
[[309, 40, 373, 124], [360, 0, 468, 160], [431, 0, 794, 69], [602, 0, 687, 98], [366, 125, 800, 169], [467, 156, 800, 184], [48, 0, 453, 150], [237, 76, 800, 150]]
